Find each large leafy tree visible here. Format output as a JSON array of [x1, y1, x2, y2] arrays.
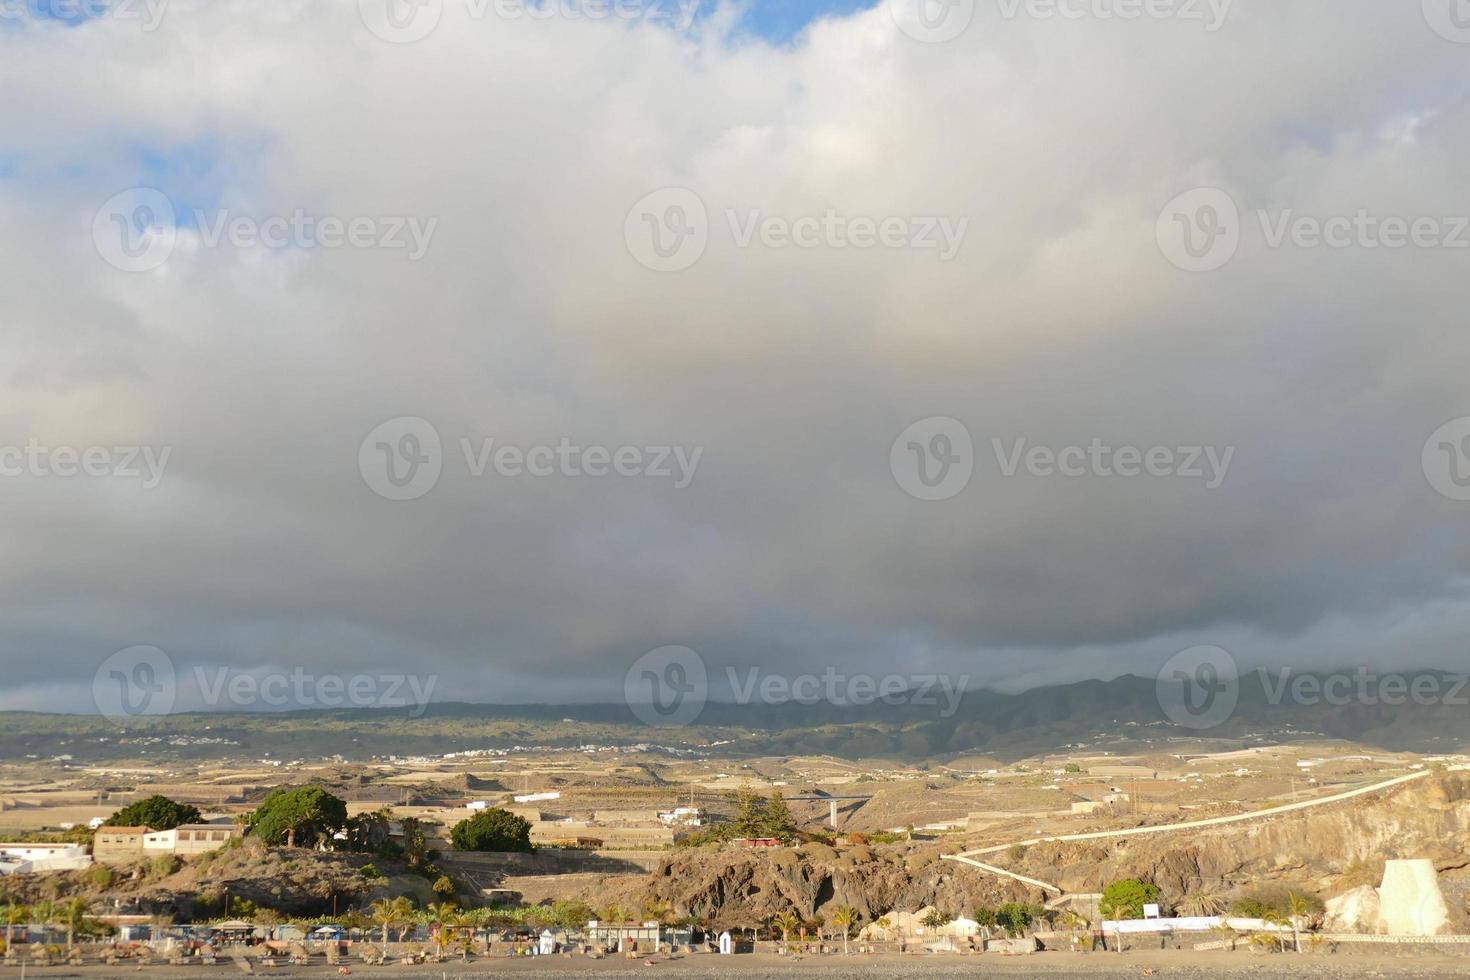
[[104, 795, 201, 831], [995, 902, 1038, 937], [247, 787, 347, 848], [1101, 878, 1161, 921], [449, 808, 532, 853]]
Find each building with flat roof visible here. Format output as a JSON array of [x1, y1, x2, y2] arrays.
[[93, 826, 150, 864], [143, 824, 240, 856], [0, 842, 92, 875]]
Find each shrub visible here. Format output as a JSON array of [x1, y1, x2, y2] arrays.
[[995, 902, 1038, 937], [146, 855, 180, 880], [449, 808, 533, 853], [1230, 886, 1322, 918], [1101, 878, 1161, 920], [104, 796, 201, 831]]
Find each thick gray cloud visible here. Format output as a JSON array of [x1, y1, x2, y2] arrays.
[[2, 1, 1469, 712]]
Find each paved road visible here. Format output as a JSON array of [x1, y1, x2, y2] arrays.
[[941, 768, 1445, 894]]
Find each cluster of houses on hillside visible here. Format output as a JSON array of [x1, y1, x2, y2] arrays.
[[0, 823, 240, 876]]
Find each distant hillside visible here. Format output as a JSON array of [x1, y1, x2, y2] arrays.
[[3, 669, 1468, 763]]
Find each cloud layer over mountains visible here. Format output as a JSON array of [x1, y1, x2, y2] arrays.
[[2, 1, 1469, 711]]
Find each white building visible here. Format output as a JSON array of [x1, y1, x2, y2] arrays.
[[142, 824, 239, 856], [513, 791, 560, 804], [657, 806, 704, 826], [0, 842, 93, 875]]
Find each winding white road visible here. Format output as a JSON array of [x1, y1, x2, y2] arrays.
[[940, 768, 1443, 895]]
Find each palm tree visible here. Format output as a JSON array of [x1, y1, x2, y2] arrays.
[[1284, 892, 1312, 953], [1262, 910, 1290, 952], [1099, 899, 1124, 953], [369, 898, 397, 947], [425, 901, 457, 957], [4, 901, 29, 952], [829, 906, 857, 955], [771, 910, 800, 951], [31, 899, 56, 949], [1179, 891, 1226, 917], [59, 898, 88, 953]]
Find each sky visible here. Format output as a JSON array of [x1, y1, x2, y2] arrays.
[[3, 1, 1470, 714]]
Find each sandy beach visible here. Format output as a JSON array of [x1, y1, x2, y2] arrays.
[[16, 948, 1469, 980]]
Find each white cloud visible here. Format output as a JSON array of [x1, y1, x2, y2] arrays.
[[1, 1, 1468, 708]]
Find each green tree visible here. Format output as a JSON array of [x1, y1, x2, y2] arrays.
[[1101, 878, 1160, 921], [995, 902, 1037, 938], [922, 908, 952, 930], [972, 906, 997, 944], [339, 807, 393, 853], [763, 791, 794, 837], [771, 909, 800, 949], [546, 900, 596, 930], [1285, 891, 1313, 953], [449, 808, 532, 853], [4, 901, 29, 951], [425, 901, 457, 957], [432, 875, 456, 898], [59, 897, 89, 952], [247, 787, 348, 848], [830, 905, 857, 954], [731, 786, 765, 837], [104, 795, 201, 831], [399, 817, 430, 867]]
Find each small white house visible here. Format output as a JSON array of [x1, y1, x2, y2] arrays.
[[0, 842, 92, 875], [465, 801, 489, 812], [513, 791, 560, 804]]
